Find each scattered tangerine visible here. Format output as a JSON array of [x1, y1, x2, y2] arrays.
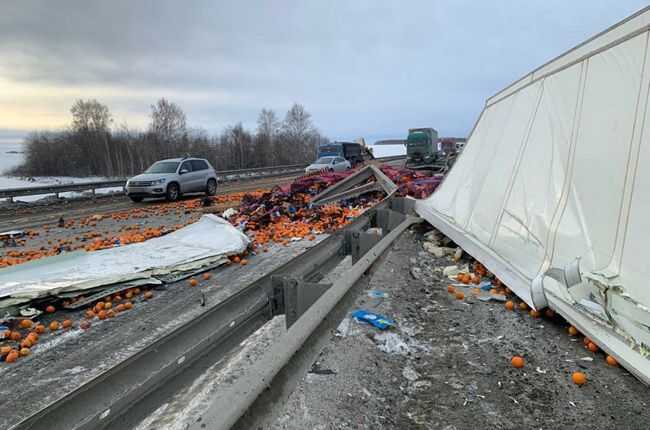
[[202, 273, 211, 281], [529, 309, 541, 318], [62, 320, 72, 329], [568, 326, 578, 336], [19, 319, 33, 329], [45, 305, 55, 313], [587, 342, 599, 353], [505, 301, 514, 311], [189, 278, 198, 287], [35, 325, 45, 334], [511, 356, 525, 368], [19, 348, 30, 357], [455, 291, 465, 300], [572, 371, 587, 385], [5, 350, 18, 363], [606, 355, 619, 367], [49, 321, 59, 331], [447, 285, 455, 294]]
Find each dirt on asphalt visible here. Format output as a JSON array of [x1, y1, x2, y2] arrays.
[[267, 224, 650, 430]]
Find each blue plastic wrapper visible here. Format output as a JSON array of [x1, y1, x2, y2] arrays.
[[351, 309, 394, 330], [479, 281, 493, 291]]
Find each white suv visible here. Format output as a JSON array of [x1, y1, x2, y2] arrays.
[[125, 157, 218, 202]]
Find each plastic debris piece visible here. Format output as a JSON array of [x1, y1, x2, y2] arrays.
[[403, 365, 420, 381], [222, 208, 238, 219], [367, 290, 388, 299], [352, 309, 395, 330], [478, 294, 507, 302], [374, 332, 411, 355], [479, 281, 493, 291], [443, 265, 460, 277]]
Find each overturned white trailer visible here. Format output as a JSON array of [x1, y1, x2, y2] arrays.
[[416, 7, 650, 383]]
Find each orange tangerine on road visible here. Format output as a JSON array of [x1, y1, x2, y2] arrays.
[[5, 350, 18, 363], [505, 301, 514, 311], [572, 371, 587, 385], [455, 291, 465, 300], [511, 356, 525, 368], [606, 355, 618, 367], [189, 278, 198, 287]]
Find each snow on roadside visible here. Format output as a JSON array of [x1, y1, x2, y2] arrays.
[[0, 175, 122, 203]]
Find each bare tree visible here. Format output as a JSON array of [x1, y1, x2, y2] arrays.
[[70, 99, 114, 175], [255, 108, 280, 165], [281, 103, 319, 163], [149, 98, 187, 145], [71, 99, 112, 133]]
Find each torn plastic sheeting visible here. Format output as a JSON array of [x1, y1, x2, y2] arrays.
[[416, 10, 650, 384], [0, 215, 249, 307]]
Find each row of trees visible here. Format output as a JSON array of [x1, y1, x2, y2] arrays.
[[13, 99, 328, 177]]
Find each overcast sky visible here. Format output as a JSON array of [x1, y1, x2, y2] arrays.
[[0, 1, 647, 144]]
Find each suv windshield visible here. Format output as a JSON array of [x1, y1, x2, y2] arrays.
[[145, 161, 179, 174], [314, 157, 334, 164]]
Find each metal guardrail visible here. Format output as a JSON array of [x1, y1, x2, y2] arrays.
[[10, 197, 416, 430], [0, 158, 404, 202], [0, 165, 309, 202]]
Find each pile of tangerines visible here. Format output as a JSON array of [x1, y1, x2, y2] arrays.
[[0, 190, 270, 269], [0, 287, 156, 364]]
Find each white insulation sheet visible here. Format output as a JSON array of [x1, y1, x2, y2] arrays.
[[0, 215, 249, 302], [416, 8, 650, 383]]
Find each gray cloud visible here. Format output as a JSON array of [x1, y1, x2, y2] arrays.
[[0, 0, 647, 141]]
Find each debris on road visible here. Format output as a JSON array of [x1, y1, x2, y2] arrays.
[[0, 215, 249, 311], [351, 309, 394, 330]]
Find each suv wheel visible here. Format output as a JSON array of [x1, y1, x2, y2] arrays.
[[206, 179, 217, 196], [166, 183, 180, 202], [129, 196, 143, 203]]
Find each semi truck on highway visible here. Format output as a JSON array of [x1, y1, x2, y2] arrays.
[[405, 128, 459, 173], [317, 141, 371, 166]]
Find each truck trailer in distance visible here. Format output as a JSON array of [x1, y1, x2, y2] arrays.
[[317, 141, 370, 166]]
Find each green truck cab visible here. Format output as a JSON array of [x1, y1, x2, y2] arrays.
[[405, 128, 439, 169]]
